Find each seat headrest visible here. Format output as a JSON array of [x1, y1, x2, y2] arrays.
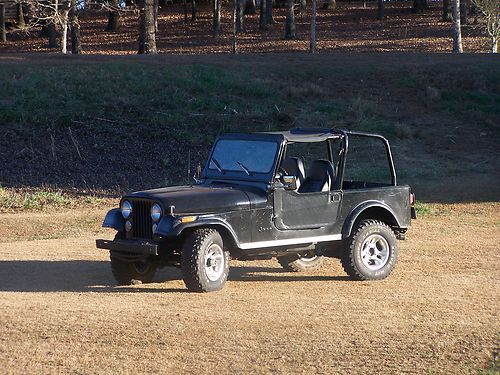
[[308, 159, 335, 182], [281, 157, 305, 180]]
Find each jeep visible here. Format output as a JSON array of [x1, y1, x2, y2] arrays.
[[96, 128, 416, 292]]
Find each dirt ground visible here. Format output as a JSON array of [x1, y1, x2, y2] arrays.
[[0, 1, 492, 54], [0, 202, 498, 374]]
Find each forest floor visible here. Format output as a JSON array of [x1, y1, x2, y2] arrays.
[[0, 0, 493, 54], [0, 202, 499, 374]]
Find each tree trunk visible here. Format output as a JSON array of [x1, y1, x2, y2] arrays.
[[285, 0, 296, 39], [191, 0, 196, 21], [412, 0, 429, 13], [236, 0, 245, 32], [154, 0, 158, 33], [183, 0, 188, 22], [377, 0, 384, 19], [17, 2, 25, 27], [61, 9, 69, 54], [245, 0, 257, 14], [265, 0, 274, 25], [213, 0, 221, 37], [452, 0, 463, 52], [0, 4, 6, 42], [309, 0, 316, 53], [232, 0, 237, 53], [259, 0, 267, 30], [442, 0, 450, 21], [106, 0, 121, 31], [138, 0, 157, 54], [493, 37, 498, 53], [48, 22, 58, 48], [321, 0, 335, 10], [459, 0, 467, 24], [70, 0, 81, 54]]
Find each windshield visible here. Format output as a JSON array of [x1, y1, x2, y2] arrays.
[[209, 139, 279, 174]]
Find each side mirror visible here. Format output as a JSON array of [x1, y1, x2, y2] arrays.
[[282, 176, 297, 191]]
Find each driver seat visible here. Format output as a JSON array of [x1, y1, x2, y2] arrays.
[[280, 157, 305, 190], [298, 159, 335, 193]]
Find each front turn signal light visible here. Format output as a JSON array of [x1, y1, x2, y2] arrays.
[[180, 216, 198, 223]]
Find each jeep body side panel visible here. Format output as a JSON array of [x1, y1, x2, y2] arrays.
[[338, 186, 412, 235]]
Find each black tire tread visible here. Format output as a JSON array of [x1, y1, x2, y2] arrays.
[[110, 253, 156, 285], [277, 255, 325, 272], [341, 219, 396, 281], [181, 228, 228, 292]]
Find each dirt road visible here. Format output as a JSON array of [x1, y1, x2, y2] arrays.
[[0, 203, 498, 374]]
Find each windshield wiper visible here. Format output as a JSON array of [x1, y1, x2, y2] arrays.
[[210, 157, 224, 173], [236, 161, 252, 176]]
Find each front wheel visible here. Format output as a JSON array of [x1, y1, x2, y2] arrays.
[[181, 228, 230, 292], [110, 252, 157, 285], [277, 254, 325, 272], [341, 220, 398, 281]]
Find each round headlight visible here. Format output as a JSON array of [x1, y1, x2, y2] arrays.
[[121, 200, 132, 219], [150, 203, 162, 222]]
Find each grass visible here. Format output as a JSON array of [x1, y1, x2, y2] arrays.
[[0, 57, 498, 196], [0, 185, 112, 212], [414, 201, 431, 216]]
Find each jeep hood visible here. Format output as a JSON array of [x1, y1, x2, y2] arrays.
[[125, 185, 263, 214]]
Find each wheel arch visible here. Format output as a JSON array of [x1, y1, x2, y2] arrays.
[[175, 219, 240, 254], [342, 201, 401, 239]]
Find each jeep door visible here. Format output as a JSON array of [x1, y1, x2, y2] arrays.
[[273, 139, 343, 230]]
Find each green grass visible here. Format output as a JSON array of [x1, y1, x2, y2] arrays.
[[414, 201, 431, 216], [0, 185, 110, 212], [0, 58, 499, 194]]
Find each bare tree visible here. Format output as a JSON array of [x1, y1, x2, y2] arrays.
[[213, 0, 221, 37], [309, 0, 317, 52], [284, 0, 296, 39], [106, 0, 121, 31], [69, 0, 81, 53], [259, 0, 267, 30], [1, 4, 6, 42], [138, 0, 157, 54], [377, 0, 384, 19], [443, 0, 451, 21], [472, 0, 499, 52], [232, 0, 237, 53], [452, 0, 463, 52], [413, 0, 429, 13], [321, 0, 335, 10], [264, 0, 274, 26], [236, 0, 245, 32]]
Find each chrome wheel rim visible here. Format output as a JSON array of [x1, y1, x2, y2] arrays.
[[299, 255, 318, 262], [360, 234, 390, 270], [134, 261, 151, 274], [204, 243, 225, 282]]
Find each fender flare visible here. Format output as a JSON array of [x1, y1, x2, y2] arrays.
[[156, 216, 241, 247], [102, 208, 124, 232], [342, 201, 401, 239]]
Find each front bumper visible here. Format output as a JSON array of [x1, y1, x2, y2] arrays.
[[96, 239, 158, 255]]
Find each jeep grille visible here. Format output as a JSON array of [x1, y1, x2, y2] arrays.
[[131, 199, 153, 239]]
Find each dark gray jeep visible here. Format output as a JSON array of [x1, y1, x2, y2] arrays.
[[96, 128, 416, 292]]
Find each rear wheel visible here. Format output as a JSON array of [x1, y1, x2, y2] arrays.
[[181, 228, 230, 292], [341, 219, 398, 280], [277, 254, 325, 272]]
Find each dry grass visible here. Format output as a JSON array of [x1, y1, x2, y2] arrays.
[[0, 202, 498, 374]]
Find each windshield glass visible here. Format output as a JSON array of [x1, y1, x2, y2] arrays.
[[209, 139, 279, 174]]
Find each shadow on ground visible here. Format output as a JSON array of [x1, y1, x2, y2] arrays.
[[0, 260, 348, 293]]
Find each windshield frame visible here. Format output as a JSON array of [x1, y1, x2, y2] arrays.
[[203, 134, 284, 183]]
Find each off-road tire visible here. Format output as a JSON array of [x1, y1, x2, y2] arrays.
[[110, 253, 157, 285], [277, 254, 325, 272], [181, 228, 230, 292], [341, 219, 398, 281]]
